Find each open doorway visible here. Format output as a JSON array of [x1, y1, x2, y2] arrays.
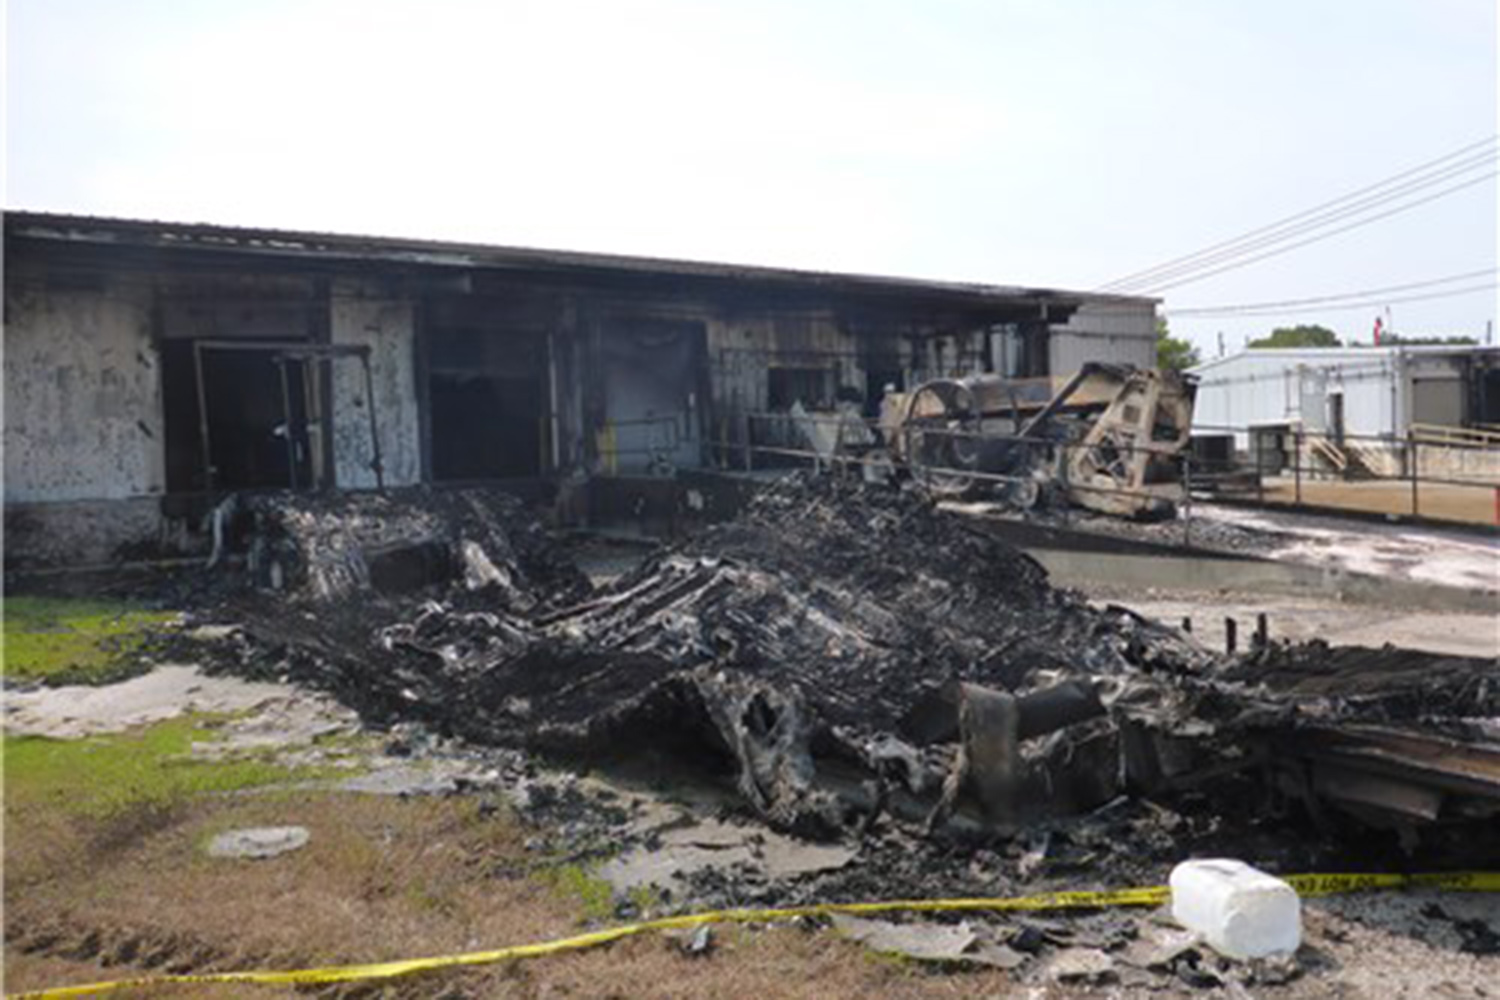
[[429, 372, 544, 479], [598, 319, 706, 475], [162, 340, 380, 493], [162, 341, 317, 492], [1328, 392, 1346, 446], [425, 327, 549, 481]]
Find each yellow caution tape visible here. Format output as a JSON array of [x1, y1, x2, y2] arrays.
[[13, 871, 1497, 998]]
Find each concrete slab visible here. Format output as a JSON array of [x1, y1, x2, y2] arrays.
[[3, 665, 305, 738]]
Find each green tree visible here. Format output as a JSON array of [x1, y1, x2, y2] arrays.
[[1249, 324, 1341, 348], [1156, 317, 1201, 371]]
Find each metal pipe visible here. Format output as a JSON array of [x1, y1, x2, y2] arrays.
[[278, 359, 297, 490], [192, 341, 214, 492]]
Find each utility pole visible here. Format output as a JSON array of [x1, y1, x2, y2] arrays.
[[1488, 319, 1494, 346]]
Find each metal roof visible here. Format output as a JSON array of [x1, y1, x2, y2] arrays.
[[1189, 345, 1500, 374], [4, 210, 1155, 313]]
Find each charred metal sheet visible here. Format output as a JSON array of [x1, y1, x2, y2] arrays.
[[903, 679, 1105, 746]]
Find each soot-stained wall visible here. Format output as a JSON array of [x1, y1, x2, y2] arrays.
[[3, 274, 163, 502], [330, 282, 421, 489]]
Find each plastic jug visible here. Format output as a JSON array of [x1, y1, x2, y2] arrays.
[[1169, 859, 1302, 959]]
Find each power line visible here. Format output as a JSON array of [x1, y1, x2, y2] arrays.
[[1110, 151, 1497, 293], [1095, 135, 1498, 292], [1137, 170, 1497, 294], [1169, 281, 1498, 318], [1165, 268, 1498, 315], [1097, 135, 1496, 291]]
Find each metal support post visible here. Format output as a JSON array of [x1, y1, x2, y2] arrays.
[[741, 412, 753, 471], [278, 359, 297, 490], [1181, 452, 1192, 548], [193, 341, 214, 492], [1408, 431, 1419, 518], [1294, 427, 1303, 506], [1256, 439, 1265, 505]]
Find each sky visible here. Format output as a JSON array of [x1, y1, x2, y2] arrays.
[[6, 0, 1497, 358]]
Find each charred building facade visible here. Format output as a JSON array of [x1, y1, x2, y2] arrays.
[[3, 212, 1155, 565]]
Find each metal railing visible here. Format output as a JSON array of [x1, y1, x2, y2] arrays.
[[1410, 423, 1500, 448]]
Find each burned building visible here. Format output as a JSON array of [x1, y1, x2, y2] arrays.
[[3, 212, 1156, 565]]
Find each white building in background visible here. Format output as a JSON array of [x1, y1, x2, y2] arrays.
[[1188, 346, 1500, 449]]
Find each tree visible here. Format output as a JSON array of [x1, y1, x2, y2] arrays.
[[1249, 324, 1341, 349], [1156, 317, 1201, 371]]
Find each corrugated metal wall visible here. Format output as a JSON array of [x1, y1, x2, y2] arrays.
[[1048, 302, 1156, 374], [1190, 350, 1472, 447]]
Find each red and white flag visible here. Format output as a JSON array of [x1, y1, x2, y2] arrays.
[[1373, 315, 1383, 345]]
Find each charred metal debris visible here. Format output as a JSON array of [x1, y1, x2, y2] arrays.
[[191, 477, 1498, 854]]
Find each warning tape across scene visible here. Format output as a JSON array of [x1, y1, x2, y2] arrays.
[[13, 871, 1498, 999]]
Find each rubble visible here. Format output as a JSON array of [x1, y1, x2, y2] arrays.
[[829, 914, 1025, 968], [185, 475, 1497, 870], [201, 478, 1224, 838], [231, 487, 590, 606]]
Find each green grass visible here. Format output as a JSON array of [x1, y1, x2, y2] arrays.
[[542, 862, 618, 921], [4, 715, 313, 821], [2, 595, 178, 684]]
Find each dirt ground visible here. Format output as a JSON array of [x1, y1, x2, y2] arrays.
[[1085, 587, 1500, 659], [8, 786, 1049, 1000], [1257, 477, 1500, 526], [6, 664, 1498, 1000]]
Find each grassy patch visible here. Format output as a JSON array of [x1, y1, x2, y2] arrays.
[[542, 862, 617, 921], [3, 595, 177, 684], [4, 715, 311, 821]]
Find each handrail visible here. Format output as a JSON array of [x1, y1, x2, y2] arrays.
[[1410, 423, 1500, 448], [1307, 435, 1348, 472]]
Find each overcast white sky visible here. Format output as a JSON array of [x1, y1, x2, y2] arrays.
[[6, 0, 1497, 356]]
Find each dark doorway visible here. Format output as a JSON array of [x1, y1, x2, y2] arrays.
[[1477, 368, 1500, 425], [426, 327, 548, 481], [162, 341, 313, 492], [767, 367, 832, 410], [430, 373, 544, 479]]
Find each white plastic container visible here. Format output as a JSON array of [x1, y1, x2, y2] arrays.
[[1169, 859, 1302, 959]]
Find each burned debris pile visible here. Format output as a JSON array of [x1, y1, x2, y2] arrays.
[[201, 477, 1498, 850], [230, 487, 589, 608]]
